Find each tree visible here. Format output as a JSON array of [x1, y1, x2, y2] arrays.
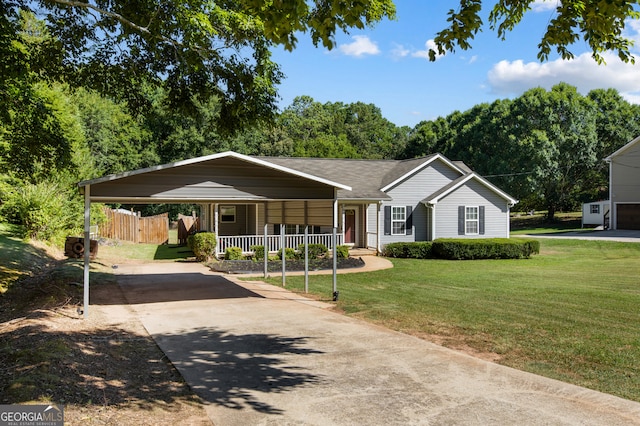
[[506, 84, 598, 219], [3, 0, 396, 132], [430, 1, 639, 63], [74, 88, 158, 175]]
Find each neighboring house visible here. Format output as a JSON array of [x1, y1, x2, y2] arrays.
[[605, 135, 640, 230], [198, 152, 517, 254], [581, 201, 610, 228], [80, 151, 517, 255]]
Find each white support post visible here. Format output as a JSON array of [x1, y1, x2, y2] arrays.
[[83, 185, 91, 319], [281, 223, 286, 287], [304, 225, 309, 293], [263, 221, 268, 279], [332, 197, 338, 298]]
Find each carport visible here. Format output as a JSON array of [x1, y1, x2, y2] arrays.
[[77, 151, 352, 318]]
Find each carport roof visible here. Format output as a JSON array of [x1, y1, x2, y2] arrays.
[[78, 151, 352, 203]]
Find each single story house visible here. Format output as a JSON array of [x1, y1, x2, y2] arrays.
[[80, 151, 517, 255], [605, 135, 640, 230]]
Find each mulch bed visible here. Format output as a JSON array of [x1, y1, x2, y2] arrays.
[[209, 257, 365, 274]]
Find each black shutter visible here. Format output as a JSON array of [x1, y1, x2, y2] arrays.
[[384, 206, 391, 235], [479, 206, 485, 235], [458, 206, 465, 235], [274, 224, 280, 234], [405, 206, 413, 235]]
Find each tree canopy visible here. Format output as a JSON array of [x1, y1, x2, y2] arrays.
[[430, 1, 639, 63], [1, 0, 395, 132], [403, 83, 640, 219]]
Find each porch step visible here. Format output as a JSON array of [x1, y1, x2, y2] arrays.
[[349, 248, 378, 257]]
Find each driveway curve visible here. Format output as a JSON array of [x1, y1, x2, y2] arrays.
[[114, 262, 640, 425]]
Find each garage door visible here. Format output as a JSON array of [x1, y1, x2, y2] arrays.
[[617, 204, 640, 230]]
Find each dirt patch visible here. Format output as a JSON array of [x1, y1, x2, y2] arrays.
[[0, 259, 211, 425]]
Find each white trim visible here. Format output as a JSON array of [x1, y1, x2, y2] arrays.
[[605, 135, 640, 162], [381, 154, 466, 192], [426, 173, 518, 206], [390, 206, 407, 235], [465, 206, 480, 235]]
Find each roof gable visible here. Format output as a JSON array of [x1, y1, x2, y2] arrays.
[[380, 154, 466, 192], [423, 173, 518, 206], [605, 135, 640, 161]]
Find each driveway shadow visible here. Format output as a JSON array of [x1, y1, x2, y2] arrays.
[[153, 327, 324, 414], [95, 272, 264, 305]]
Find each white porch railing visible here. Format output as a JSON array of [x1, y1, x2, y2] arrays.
[[216, 233, 344, 256], [366, 232, 378, 250]]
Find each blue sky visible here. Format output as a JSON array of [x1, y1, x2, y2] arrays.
[[271, 1, 640, 128]]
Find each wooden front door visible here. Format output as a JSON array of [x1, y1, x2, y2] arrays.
[[345, 209, 356, 244]]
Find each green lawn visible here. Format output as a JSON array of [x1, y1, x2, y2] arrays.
[[259, 238, 640, 402], [0, 223, 55, 293]]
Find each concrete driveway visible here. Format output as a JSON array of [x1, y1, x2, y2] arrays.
[[114, 262, 640, 425], [525, 229, 640, 242]]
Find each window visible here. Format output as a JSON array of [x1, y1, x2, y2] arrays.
[[284, 224, 297, 234], [391, 206, 406, 235], [220, 206, 236, 223], [465, 206, 479, 235], [590, 204, 600, 214]]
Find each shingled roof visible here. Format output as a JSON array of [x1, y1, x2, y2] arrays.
[[260, 154, 467, 200]]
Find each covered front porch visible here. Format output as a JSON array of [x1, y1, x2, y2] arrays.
[[198, 202, 381, 256]]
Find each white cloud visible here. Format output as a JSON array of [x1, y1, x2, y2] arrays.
[[391, 43, 410, 60], [486, 52, 640, 104], [624, 18, 640, 51], [412, 39, 444, 61], [338, 35, 380, 57], [531, 0, 558, 12]]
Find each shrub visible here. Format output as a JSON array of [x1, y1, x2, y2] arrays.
[[225, 246, 243, 260], [1, 178, 80, 245], [250, 245, 265, 261], [336, 245, 349, 258], [382, 242, 433, 259], [297, 243, 328, 259], [189, 232, 217, 261], [432, 238, 540, 260], [277, 247, 297, 260], [382, 239, 539, 260]]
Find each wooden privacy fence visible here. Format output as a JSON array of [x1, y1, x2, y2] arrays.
[[100, 208, 169, 244], [177, 213, 200, 245]]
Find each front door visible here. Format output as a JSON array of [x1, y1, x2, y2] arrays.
[[345, 209, 356, 244]]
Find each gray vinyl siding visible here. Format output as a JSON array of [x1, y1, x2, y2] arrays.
[[611, 142, 640, 204], [380, 159, 463, 246], [434, 180, 510, 238]]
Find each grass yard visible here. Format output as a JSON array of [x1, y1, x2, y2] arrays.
[[0, 223, 62, 293], [259, 238, 640, 402]]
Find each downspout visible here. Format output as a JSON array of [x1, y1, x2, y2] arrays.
[[424, 201, 437, 241]]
